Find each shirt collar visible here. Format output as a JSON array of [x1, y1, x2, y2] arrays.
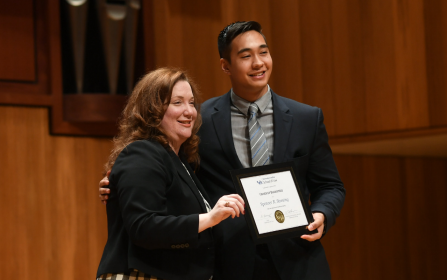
[[230, 85, 271, 116]]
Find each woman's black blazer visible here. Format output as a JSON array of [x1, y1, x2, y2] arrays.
[[96, 139, 214, 280]]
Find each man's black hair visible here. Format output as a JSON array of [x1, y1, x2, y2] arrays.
[[218, 21, 266, 63]]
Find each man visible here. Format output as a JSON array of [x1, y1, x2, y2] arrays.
[[100, 21, 345, 280]]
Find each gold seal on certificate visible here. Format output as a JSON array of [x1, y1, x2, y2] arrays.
[[230, 161, 317, 244], [275, 210, 285, 223]]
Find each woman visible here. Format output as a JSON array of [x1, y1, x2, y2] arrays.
[[96, 68, 244, 280]]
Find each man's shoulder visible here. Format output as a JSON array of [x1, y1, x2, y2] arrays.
[[272, 92, 320, 114], [201, 95, 222, 109], [200, 92, 230, 116], [199, 90, 321, 116]]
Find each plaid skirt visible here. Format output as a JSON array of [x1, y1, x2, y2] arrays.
[[97, 269, 164, 280]]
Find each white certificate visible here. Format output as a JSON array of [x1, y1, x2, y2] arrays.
[[240, 170, 308, 234]]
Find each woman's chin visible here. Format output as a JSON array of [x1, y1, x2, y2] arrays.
[[174, 134, 192, 146], [181, 134, 192, 143]]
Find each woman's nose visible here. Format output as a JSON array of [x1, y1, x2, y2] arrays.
[[183, 105, 193, 116]]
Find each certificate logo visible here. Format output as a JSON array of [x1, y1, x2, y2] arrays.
[[274, 210, 285, 223]]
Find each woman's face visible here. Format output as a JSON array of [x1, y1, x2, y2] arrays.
[[160, 80, 197, 152]]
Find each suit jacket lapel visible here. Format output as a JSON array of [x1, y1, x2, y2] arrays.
[[170, 152, 207, 213], [211, 91, 244, 169], [272, 91, 293, 164]]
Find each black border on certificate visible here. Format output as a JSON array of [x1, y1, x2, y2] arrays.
[[230, 161, 317, 244]]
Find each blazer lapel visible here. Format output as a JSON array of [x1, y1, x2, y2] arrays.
[[211, 91, 244, 169], [183, 160, 212, 205], [272, 91, 293, 164], [170, 152, 207, 213]]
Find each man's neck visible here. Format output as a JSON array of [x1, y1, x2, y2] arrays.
[[231, 85, 269, 102]]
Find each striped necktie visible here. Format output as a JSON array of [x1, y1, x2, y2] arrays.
[[248, 103, 270, 167]]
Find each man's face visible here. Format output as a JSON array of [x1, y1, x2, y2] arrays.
[[222, 30, 272, 95]]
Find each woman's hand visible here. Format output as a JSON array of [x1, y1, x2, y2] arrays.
[[198, 194, 245, 233]]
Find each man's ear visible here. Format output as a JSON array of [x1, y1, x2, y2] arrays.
[[220, 58, 231, 75]]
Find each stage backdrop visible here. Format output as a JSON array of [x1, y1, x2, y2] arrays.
[[1, 0, 447, 279]]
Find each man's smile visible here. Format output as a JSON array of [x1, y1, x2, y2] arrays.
[[249, 71, 266, 77]]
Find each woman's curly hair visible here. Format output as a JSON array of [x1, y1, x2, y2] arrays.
[[104, 67, 202, 173]]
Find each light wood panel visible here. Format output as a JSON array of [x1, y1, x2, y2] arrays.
[[0, 105, 110, 278], [362, 0, 428, 133], [323, 155, 447, 280], [331, 132, 447, 157], [4, 108, 446, 280], [299, 0, 340, 135], [140, 0, 444, 139], [0, 0, 50, 101], [330, 0, 366, 136], [267, 0, 303, 102], [146, 0, 274, 100], [298, 0, 430, 136], [2, 0, 447, 139]]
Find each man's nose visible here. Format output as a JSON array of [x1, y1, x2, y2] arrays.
[[252, 55, 264, 68]]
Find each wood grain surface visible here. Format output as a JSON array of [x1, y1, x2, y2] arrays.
[[2, 106, 447, 279], [2, 0, 447, 138], [141, 0, 445, 138], [0, 0, 36, 82], [0, 105, 110, 278], [323, 155, 447, 280], [2, 0, 447, 279]]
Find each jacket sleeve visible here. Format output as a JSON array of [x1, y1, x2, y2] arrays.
[[111, 141, 200, 250], [306, 109, 346, 233]]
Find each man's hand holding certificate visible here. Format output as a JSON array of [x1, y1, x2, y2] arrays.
[[230, 161, 318, 244], [241, 171, 307, 234]]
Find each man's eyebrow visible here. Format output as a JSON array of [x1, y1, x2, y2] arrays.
[[237, 48, 252, 55], [237, 44, 269, 55]]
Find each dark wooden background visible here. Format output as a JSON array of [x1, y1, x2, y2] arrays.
[[1, 0, 446, 279]]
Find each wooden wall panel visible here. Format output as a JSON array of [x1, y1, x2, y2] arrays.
[[2, 1, 447, 278], [146, 0, 278, 102], [297, 0, 430, 136], [268, 0, 303, 102], [3, 107, 446, 280], [323, 156, 409, 279], [298, 0, 337, 135], [141, 0, 438, 138], [391, 0, 429, 129], [0, 0, 131, 136], [0, 105, 110, 279], [330, 0, 366, 136], [323, 155, 447, 280], [2, 0, 444, 137], [404, 159, 447, 279], [0, 0, 36, 81], [424, 0, 447, 127], [0, 0, 50, 102], [362, 0, 402, 133]]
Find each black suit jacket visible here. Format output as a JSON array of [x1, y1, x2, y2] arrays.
[[196, 90, 345, 280], [97, 140, 214, 280]]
